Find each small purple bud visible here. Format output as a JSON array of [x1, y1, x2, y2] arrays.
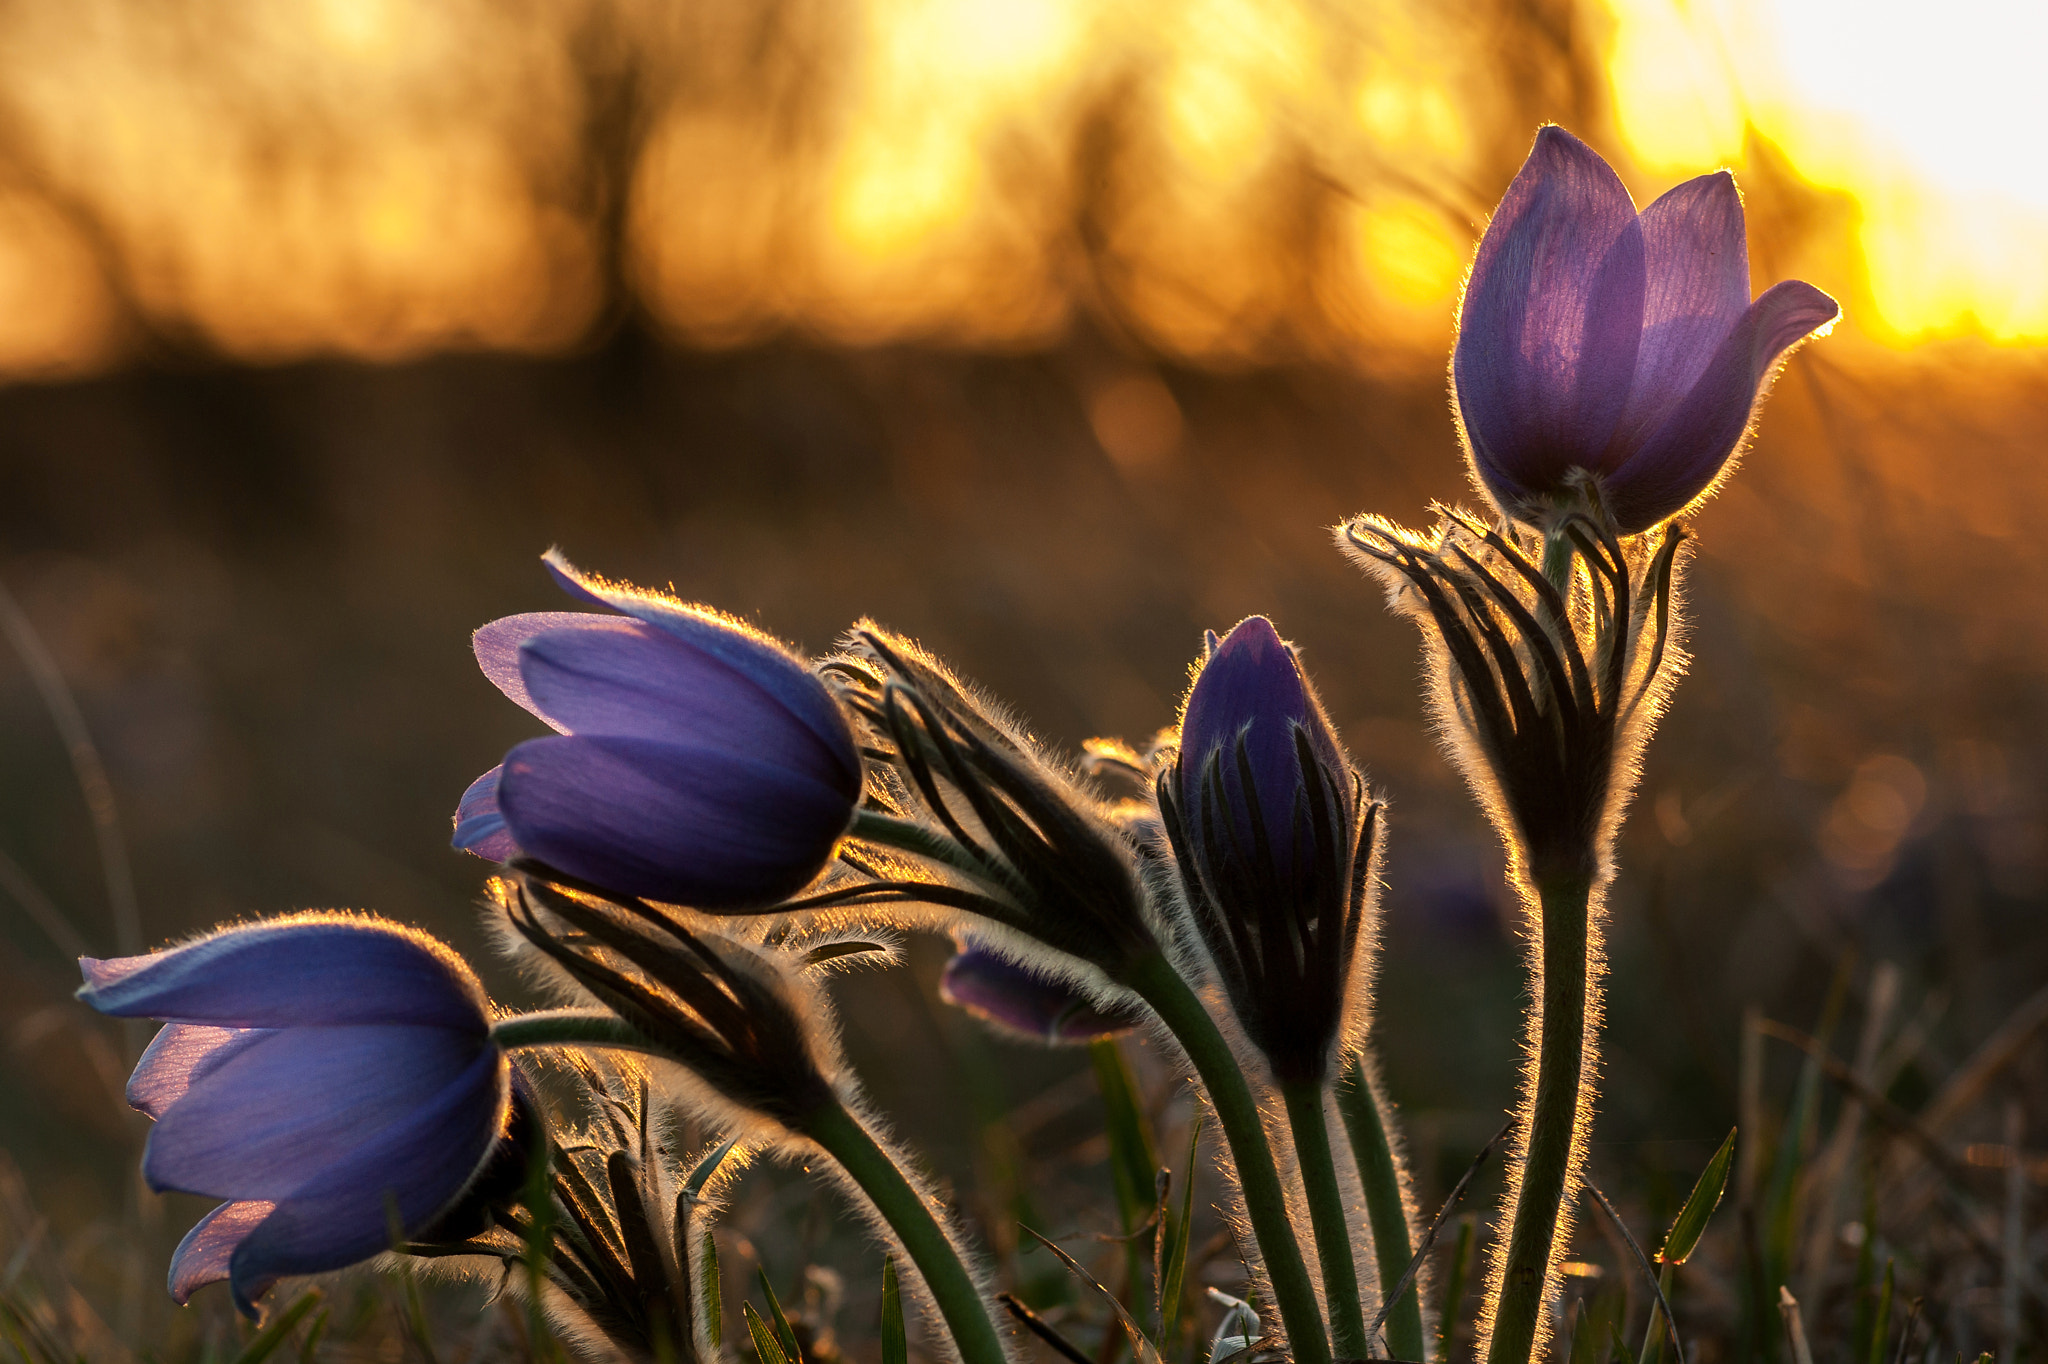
[[1163, 616, 1373, 1084], [1177, 616, 1351, 889], [455, 551, 863, 909], [1454, 125, 1839, 534], [77, 915, 512, 1317], [939, 946, 1138, 1046]]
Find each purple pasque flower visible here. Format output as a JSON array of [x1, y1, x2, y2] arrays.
[[1160, 616, 1374, 1084], [938, 944, 1138, 1046], [1454, 125, 1840, 534], [454, 550, 863, 909], [1176, 616, 1352, 891], [76, 914, 511, 1316]]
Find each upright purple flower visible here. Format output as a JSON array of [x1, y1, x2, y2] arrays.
[[938, 944, 1138, 1046], [76, 915, 511, 1316], [454, 551, 863, 909], [1158, 617, 1376, 1083], [1454, 125, 1840, 534]]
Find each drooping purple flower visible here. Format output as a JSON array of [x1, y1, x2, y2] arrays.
[[454, 550, 863, 909], [76, 915, 511, 1316], [938, 945, 1138, 1046], [1160, 617, 1375, 1083], [1454, 125, 1840, 534]]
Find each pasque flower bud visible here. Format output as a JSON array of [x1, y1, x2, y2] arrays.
[[1158, 617, 1379, 1084]]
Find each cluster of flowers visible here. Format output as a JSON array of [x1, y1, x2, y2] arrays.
[[80, 128, 1836, 1364]]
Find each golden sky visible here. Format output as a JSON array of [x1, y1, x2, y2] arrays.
[[0, 0, 2034, 376]]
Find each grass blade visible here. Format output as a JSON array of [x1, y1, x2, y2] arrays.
[[1090, 1039, 1161, 1237], [1023, 1227, 1163, 1364], [1864, 1259, 1894, 1364], [701, 1232, 723, 1350], [1156, 1117, 1202, 1346], [756, 1268, 804, 1364], [881, 1259, 907, 1364], [233, 1289, 324, 1364], [1659, 1130, 1736, 1266], [1437, 1214, 1476, 1361], [744, 1304, 792, 1364]]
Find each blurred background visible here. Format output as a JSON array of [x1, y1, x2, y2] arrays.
[[0, 0, 2043, 1358]]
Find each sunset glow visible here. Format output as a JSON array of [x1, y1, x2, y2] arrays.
[[0, 0, 2035, 371], [1609, 0, 2048, 342]]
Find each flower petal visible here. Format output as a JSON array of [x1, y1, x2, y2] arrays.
[[79, 918, 489, 1032], [452, 766, 519, 861], [940, 948, 1136, 1045], [168, 1200, 276, 1306], [1456, 126, 1647, 505], [517, 622, 853, 784], [496, 733, 854, 908], [540, 550, 859, 789], [128, 1023, 274, 1120], [472, 612, 619, 726], [1179, 617, 1349, 882], [1612, 171, 1751, 449], [1605, 278, 1840, 531], [141, 1025, 492, 1200], [225, 1048, 507, 1316]]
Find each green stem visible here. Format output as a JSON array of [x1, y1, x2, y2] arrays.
[[1122, 952, 1330, 1364], [490, 1009, 661, 1053], [1485, 872, 1596, 1364], [797, 1100, 1009, 1364], [1337, 1062, 1426, 1363], [1282, 1080, 1369, 1361]]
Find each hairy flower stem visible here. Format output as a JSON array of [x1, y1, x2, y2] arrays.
[[798, 1100, 1010, 1364], [493, 1012, 1008, 1364], [1337, 1063, 1426, 1363], [1281, 1080, 1370, 1361], [1484, 870, 1597, 1364], [1124, 951, 1332, 1364]]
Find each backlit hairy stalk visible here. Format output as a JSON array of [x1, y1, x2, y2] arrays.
[[1339, 494, 1688, 1364]]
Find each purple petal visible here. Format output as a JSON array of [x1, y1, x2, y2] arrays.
[[142, 1026, 494, 1200], [517, 623, 855, 785], [1456, 126, 1647, 506], [129, 1024, 273, 1120], [169, 1200, 275, 1306], [540, 550, 859, 788], [1612, 171, 1751, 450], [225, 1048, 507, 1316], [79, 918, 489, 1032], [940, 948, 1137, 1045], [1179, 617, 1349, 879], [452, 766, 519, 861], [496, 734, 855, 908], [473, 613, 633, 727], [1604, 278, 1840, 531]]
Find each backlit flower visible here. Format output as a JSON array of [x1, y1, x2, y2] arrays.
[[1454, 125, 1840, 534], [454, 551, 863, 909], [938, 945, 1138, 1046], [1159, 617, 1376, 1083], [77, 914, 510, 1316]]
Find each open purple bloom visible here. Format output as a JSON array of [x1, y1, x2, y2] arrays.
[[76, 915, 510, 1316], [454, 550, 863, 909], [939, 945, 1138, 1046], [1454, 125, 1840, 534]]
